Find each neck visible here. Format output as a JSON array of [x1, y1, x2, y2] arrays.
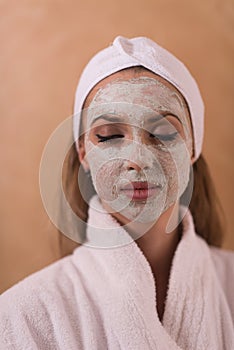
[[134, 204, 182, 322], [101, 199, 182, 274], [135, 218, 182, 276], [99, 199, 182, 322]]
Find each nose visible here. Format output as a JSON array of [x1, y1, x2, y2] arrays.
[[127, 160, 145, 172], [126, 142, 152, 172]]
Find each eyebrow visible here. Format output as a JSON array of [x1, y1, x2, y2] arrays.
[[146, 113, 183, 125], [90, 114, 125, 125], [90, 112, 182, 126]]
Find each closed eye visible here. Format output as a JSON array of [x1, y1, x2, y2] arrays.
[[149, 131, 179, 142], [96, 134, 124, 143]]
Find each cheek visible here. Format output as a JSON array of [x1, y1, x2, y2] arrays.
[[85, 141, 124, 200], [158, 143, 191, 202], [95, 160, 123, 200]]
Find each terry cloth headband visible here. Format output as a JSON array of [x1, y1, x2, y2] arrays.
[[73, 36, 204, 160]]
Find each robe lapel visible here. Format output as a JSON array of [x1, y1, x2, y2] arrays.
[[75, 195, 234, 350]]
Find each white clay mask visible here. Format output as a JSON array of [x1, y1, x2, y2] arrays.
[[81, 77, 192, 225]]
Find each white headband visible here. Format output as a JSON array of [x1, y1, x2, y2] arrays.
[[73, 36, 204, 160]]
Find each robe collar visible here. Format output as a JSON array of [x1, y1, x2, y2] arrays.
[[73, 195, 234, 349]]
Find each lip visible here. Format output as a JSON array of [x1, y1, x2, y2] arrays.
[[120, 181, 161, 201]]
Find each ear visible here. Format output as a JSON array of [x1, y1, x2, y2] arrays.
[[189, 143, 196, 165], [77, 137, 90, 173]]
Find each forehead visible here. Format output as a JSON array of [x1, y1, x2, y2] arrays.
[[84, 68, 188, 109], [81, 68, 193, 141]]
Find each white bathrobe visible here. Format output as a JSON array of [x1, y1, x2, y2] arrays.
[[1, 195, 234, 350]]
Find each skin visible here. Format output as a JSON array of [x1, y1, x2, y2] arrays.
[[78, 68, 195, 322]]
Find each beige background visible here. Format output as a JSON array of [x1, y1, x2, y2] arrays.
[[0, 0, 233, 294]]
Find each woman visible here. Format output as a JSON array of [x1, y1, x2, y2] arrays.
[[1, 36, 234, 350]]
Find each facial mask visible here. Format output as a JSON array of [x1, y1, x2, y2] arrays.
[[81, 77, 192, 225]]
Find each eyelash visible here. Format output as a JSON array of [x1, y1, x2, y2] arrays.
[[149, 131, 178, 141], [96, 132, 178, 143], [96, 134, 124, 143]]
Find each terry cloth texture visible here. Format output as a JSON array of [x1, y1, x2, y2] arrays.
[[0, 195, 233, 349]]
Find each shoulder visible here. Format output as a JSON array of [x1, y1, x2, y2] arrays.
[[0, 250, 85, 349], [209, 246, 234, 316], [0, 246, 92, 308], [1, 253, 76, 302]]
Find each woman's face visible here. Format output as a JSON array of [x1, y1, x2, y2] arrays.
[[78, 69, 194, 226]]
